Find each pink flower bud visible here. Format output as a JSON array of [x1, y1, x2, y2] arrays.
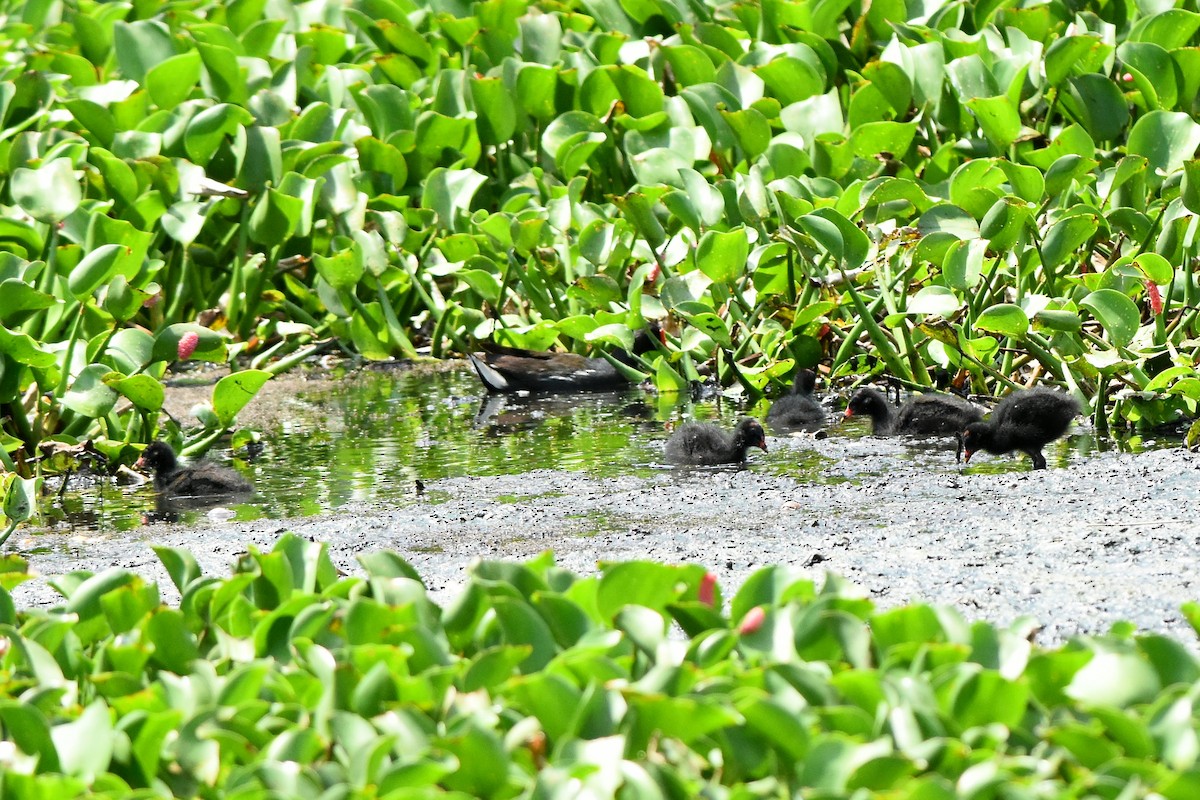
[[1121, 72, 1133, 82], [1146, 281, 1163, 316], [177, 331, 200, 360], [698, 572, 717, 607], [738, 606, 765, 634]]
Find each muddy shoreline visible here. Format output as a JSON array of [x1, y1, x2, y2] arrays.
[[12, 431, 1199, 646]]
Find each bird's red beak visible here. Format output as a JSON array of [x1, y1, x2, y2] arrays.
[[962, 450, 974, 463], [757, 441, 768, 452], [134, 455, 146, 470], [843, 408, 854, 418]]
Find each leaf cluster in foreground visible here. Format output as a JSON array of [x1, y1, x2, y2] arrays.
[[0, 534, 1198, 797]]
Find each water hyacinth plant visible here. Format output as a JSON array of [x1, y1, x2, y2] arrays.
[[0, 0, 1198, 534], [0, 539, 1197, 796]]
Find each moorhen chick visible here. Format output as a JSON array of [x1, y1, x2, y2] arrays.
[[961, 387, 1081, 470], [767, 369, 828, 429], [665, 418, 768, 466], [136, 441, 253, 498], [469, 327, 660, 393], [845, 387, 983, 436]]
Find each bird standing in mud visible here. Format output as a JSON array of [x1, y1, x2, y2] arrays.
[[961, 388, 1081, 470]]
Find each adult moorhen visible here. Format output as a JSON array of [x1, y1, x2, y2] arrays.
[[469, 327, 660, 393], [136, 441, 253, 498], [845, 387, 983, 436], [767, 369, 828, 429], [961, 387, 1081, 470], [665, 418, 767, 466]]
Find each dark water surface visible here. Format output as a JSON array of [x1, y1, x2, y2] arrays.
[[35, 368, 1177, 537]]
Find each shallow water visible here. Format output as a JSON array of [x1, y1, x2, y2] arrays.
[[33, 368, 1177, 536]]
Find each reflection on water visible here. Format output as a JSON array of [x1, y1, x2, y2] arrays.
[[32, 368, 1180, 534]]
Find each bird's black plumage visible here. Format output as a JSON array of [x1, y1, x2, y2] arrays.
[[664, 418, 768, 466], [468, 327, 659, 393], [962, 388, 1081, 470], [845, 387, 983, 436], [136, 441, 253, 497], [767, 369, 828, 429]]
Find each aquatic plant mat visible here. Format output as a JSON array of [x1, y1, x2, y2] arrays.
[[0, 527, 1198, 797]]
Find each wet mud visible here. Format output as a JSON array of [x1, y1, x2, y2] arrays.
[[11, 412, 1199, 645]]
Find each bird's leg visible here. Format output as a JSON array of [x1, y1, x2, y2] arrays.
[[1027, 449, 1047, 470], [955, 433, 964, 463]]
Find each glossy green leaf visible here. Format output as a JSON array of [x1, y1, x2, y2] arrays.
[[10, 158, 82, 223], [1127, 111, 1200, 176], [62, 364, 120, 417], [695, 228, 749, 284], [145, 51, 202, 109], [103, 373, 164, 412], [974, 303, 1028, 338], [1081, 289, 1140, 347], [184, 103, 254, 165], [213, 369, 272, 427]]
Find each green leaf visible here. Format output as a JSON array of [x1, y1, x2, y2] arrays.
[[145, 51, 202, 109], [1081, 289, 1140, 347], [3, 475, 39, 525], [943, 238, 987, 290], [1044, 36, 1113, 87], [0, 278, 56, 319], [966, 95, 1022, 151], [848, 121, 917, 158], [695, 228, 749, 284], [184, 103, 254, 165], [1041, 213, 1099, 272], [0, 325, 54, 368], [1060, 74, 1128, 142], [979, 197, 1031, 252], [248, 187, 303, 247], [1067, 648, 1161, 707], [974, 303, 1028, 338], [421, 168, 487, 233], [103, 373, 164, 412], [62, 364, 120, 417], [678, 311, 731, 346], [908, 286, 961, 316], [69, 245, 127, 301], [213, 369, 272, 427], [0, 702, 58, 771], [1127, 110, 1200, 176], [10, 158, 82, 223], [597, 561, 704, 620], [102, 275, 152, 322], [152, 545, 202, 593], [313, 248, 364, 292]]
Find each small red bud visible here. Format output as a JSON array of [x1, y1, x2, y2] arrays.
[[1146, 280, 1163, 316], [177, 331, 200, 360], [698, 572, 717, 607], [738, 606, 765, 634]]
